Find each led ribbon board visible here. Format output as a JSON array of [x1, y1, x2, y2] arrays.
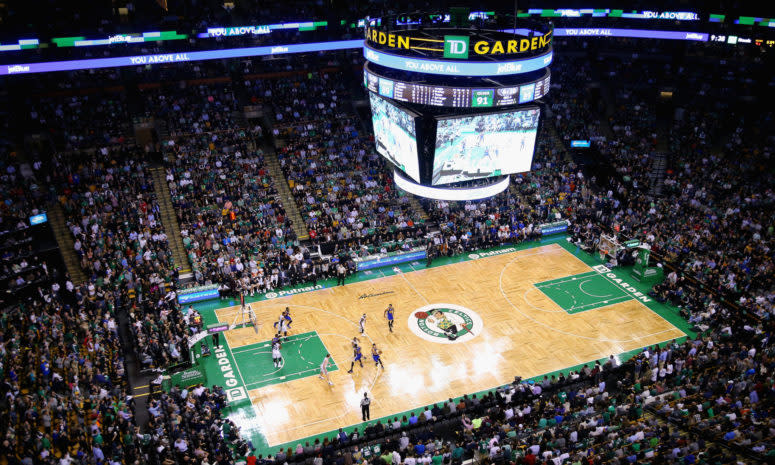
[[2, 29, 713, 76], [1, 39, 364, 75], [364, 46, 553, 76], [554, 28, 708, 40]]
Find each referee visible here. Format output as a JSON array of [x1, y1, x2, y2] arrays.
[[360, 392, 371, 421]]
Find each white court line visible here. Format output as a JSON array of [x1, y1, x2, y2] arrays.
[[249, 330, 384, 437], [231, 301, 381, 428], [262, 332, 679, 447], [314, 330, 335, 369], [568, 295, 631, 311], [244, 366, 322, 387], [229, 332, 317, 353], [500, 248, 680, 343], [221, 331, 254, 410], [559, 247, 686, 338], [262, 243, 675, 446], [396, 268, 430, 305], [577, 278, 617, 298], [522, 287, 566, 313], [533, 271, 598, 288]]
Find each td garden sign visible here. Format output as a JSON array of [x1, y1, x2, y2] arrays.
[[364, 27, 552, 60]]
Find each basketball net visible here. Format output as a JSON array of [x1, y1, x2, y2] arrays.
[[230, 294, 259, 333]]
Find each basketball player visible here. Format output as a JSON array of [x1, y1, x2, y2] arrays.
[[272, 339, 282, 368], [319, 354, 334, 385], [351, 336, 361, 350], [372, 343, 384, 369], [384, 304, 395, 333], [275, 314, 290, 339], [272, 332, 282, 349], [347, 344, 364, 373], [283, 307, 293, 328], [359, 313, 367, 334]]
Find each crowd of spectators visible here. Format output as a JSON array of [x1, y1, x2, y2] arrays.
[[48, 146, 187, 371], [244, 327, 773, 465], [27, 93, 132, 150], [547, 51, 605, 144], [421, 138, 583, 255], [0, 145, 57, 301], [1, 35, 773, 464], [0, 144, 139, 463], [0, 268, 139, 464], [141, 383, 251, 464], [563, 44, 774, 322], [142, 82, 239, 137], [162, 126, 299, 293], [266, 73, 428, 257]]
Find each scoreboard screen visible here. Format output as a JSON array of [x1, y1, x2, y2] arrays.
[[432, 108, 540, 185], [365, 69, 550, 108], [369, 93, 421, 182]]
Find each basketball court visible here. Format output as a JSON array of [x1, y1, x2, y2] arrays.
[[189, 239, 690, 453]]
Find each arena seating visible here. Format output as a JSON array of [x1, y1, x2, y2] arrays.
[[28, 93, 132, 150], [162, 127, 296, 291], [1, 30, 773, 464], [48, 146, 187, 371], [142, 82, 239, 137], [265, 73, 428, 256]]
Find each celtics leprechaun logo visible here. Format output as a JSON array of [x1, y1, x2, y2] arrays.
[[408, 303, 483, 344]]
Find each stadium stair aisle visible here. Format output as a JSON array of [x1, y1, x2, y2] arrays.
[[259, 119, 309, 241], [589, 61, 617, 141], [647, 152, 668, 197], [47, 202, 87, 285], [545, 115, 573, 162], [263, 143, 309, 241], [154, 119, 170, 143], [149, 166, 192, 277], [407, 194, 430, 223]]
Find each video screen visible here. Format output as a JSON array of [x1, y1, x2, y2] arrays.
[[369, 93, 421, 182], [432, 108, 540, 185]]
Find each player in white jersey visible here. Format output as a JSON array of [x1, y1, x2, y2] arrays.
[[272, 341, 282, 368], [274, 314, 290, 339], [319, 353, 334, 385], [359, 313, 367, 334]]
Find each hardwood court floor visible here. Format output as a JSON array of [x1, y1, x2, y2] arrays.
[[213, 243, 684, 447]]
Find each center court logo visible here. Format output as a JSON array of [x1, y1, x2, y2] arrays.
[[408, 303, 483, 344], [444, 36, 470, 59]]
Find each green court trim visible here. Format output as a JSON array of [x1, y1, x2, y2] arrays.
[[533, 270, 597, 287], [534, 271, 633, 314], [554, 240, 696, 339], [229, 331, 317, 353], [188, 235, 696, 457], [229, 331, 338, 390], [257, 334, 687, 457]]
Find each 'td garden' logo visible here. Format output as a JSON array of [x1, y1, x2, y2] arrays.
[[408, 303, 483, 344], [444, 36, 470, 59]]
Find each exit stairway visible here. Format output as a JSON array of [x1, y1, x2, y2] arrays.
[[48, 203, 87, 285], [407, 195, 430, 224], [261, 140, 309, 241], [149, 166, 192, 276]]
